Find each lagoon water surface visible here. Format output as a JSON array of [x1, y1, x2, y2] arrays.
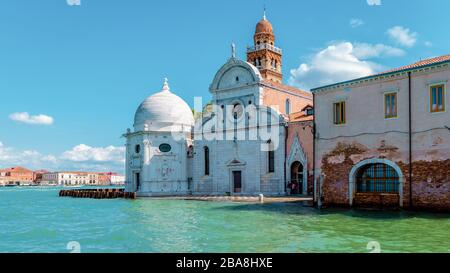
[[1, 187, 450, 253]]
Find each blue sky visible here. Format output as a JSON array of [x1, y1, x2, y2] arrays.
[[1, 0, 449, 173]]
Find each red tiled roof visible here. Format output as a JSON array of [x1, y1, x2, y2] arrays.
[[0, 166, 33, 173], [261, 80, 312, 98], [301, 104, 313, 111], [378, 54, 450, 75], [289, 111, 314, 122]]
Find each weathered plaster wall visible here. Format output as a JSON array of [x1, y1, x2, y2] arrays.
[[314, 65, 450, 210]]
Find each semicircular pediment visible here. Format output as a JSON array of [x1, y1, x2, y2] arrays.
[[210, 58, 262, 91]]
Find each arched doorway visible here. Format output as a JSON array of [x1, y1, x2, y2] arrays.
[[290, 161, 304, 195]]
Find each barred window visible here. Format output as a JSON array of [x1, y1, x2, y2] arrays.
[[356, 163, 399, 193]]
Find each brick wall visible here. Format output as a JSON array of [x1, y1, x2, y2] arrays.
[[318, 141, 450, 211]]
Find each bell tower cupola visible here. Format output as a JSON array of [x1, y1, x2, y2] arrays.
[[246, 10, 283, 83]]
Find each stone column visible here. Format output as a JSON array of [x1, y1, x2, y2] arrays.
[[142, 139, 151, 191], [125, 141, 132, 192], [143, 139, 151, 166]]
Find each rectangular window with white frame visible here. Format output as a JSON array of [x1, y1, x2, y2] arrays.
[[430, 84, 445, 113], [384, 92, 398, 118]]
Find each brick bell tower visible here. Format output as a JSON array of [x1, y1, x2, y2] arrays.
[[247, 10, 283, 83]]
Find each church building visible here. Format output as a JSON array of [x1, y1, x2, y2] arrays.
[[124, 13, 314, 197]]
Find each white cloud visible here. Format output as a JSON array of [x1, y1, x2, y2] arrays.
[[0, 143, 54, 169], [387, 26, 418, 47], [289, 42, 390, 90], [350, 18, 364, 28], [61, 144, 125, 163], [9, 112, 54, 125], [367, 0, 381, 5], [353, 43, 405, 59], [0, 142, 125, 173], [425, 41, 433, 47]]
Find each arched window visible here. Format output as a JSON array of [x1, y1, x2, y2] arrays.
[[285, 99, 291, 115], [267, 140, 275, 173], [271, 58, 276, 68], [135, 144, 140, 154], [356, 163, 399, 193], [232, 103, 243, 120], [187, 145, 194, 158], [204, 146, 210, 175]]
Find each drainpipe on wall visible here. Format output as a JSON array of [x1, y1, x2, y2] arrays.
[[284, 123, 288, 195], [408, 71, 413, 208], [312, 92, 317, 207]]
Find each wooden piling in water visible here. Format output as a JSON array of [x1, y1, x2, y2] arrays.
[[58, 188, 135, 199]]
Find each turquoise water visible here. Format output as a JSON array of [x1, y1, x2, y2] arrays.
[[1, 187, 450, 253]]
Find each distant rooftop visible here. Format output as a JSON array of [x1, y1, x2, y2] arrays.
[[311, 54, 450, 92]]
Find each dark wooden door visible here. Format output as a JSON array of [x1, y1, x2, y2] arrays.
[[135, 172, 140, 191], [233, 171, 242, 193]]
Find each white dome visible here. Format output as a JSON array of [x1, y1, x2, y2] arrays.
[[134, 79, 194, 132]]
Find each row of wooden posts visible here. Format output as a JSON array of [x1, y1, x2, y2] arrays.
[[59, 188, 136, 199]]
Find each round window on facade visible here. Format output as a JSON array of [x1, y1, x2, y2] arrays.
[[159, 143, 171, 153], [135, 144, 141, 154]]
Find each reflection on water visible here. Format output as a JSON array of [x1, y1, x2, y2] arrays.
[[0, 187, 449, 253]]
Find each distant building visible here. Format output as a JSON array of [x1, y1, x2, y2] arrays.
[[41, 172, 59, 186], [110, 174, 125, 185], [41, 171, 99, 186], [98, 172, 125, 185], [0, 166, 34, 185], [33, 169, 48, 183], [98, 173, 110, 185], [0, 175, 7, 186], [312, 54, 450, 210]]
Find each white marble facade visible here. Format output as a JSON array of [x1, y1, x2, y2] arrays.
[[124, 79, 194, 197], [192, 57, 286, 195]]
